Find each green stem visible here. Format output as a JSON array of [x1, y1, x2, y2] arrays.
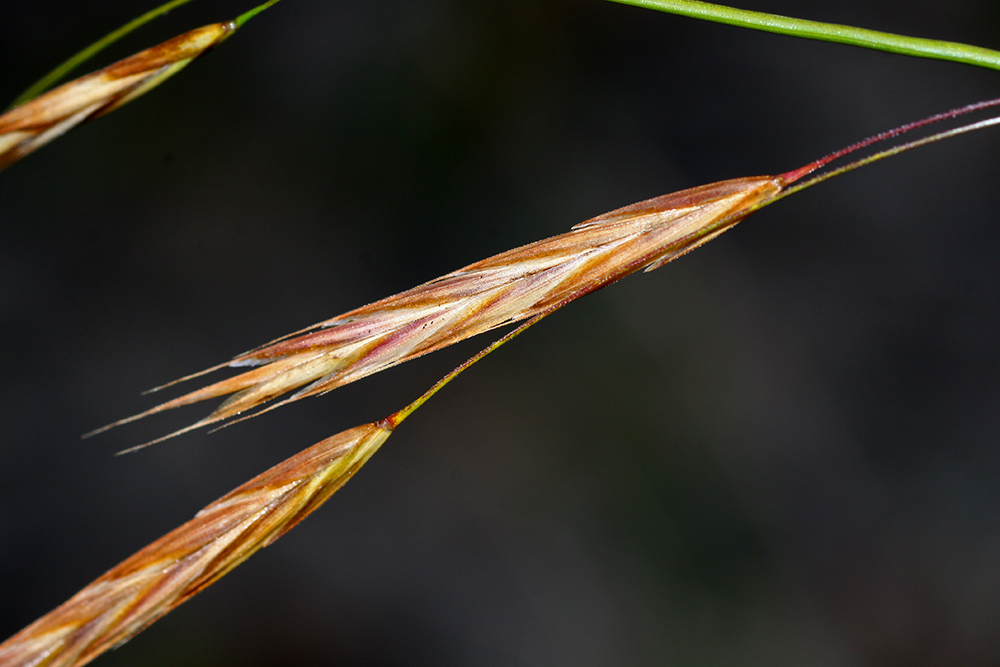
[[605, 0, 1000, 72], [233, 0, 283, 28], [8, 0, 199, 109]]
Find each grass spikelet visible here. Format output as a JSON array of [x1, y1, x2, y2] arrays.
[[0, 421, 393, 667], [94, 176, 785, 443], [93, 93, 1000, 446], [0, 308, 548, 667], [0, 21, 235, 171]]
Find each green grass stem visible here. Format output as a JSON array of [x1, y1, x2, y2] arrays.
[[234, 0, 283, 28], [606, 0, 1000, 72]]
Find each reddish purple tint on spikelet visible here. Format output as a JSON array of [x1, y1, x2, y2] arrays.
[[99, 176, 783, 443]]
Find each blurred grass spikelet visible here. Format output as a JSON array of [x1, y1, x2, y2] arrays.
[[95, 176, 784, 444], [0, 421, 393, 667], [0, 21, 235, 171]]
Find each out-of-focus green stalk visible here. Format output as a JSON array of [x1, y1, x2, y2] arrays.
[[234, 0, 283, 28], [606, 0, 1000, 72], [8, 0, 199, 109]]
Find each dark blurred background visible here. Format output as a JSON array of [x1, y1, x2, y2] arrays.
[[3, 1, 1000, 665]]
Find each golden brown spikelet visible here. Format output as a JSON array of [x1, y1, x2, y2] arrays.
[[0, 22, 235, 170], [1, 302, 550, 667], [95, 175, 784, 443], [0, 421, 393, 667]]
